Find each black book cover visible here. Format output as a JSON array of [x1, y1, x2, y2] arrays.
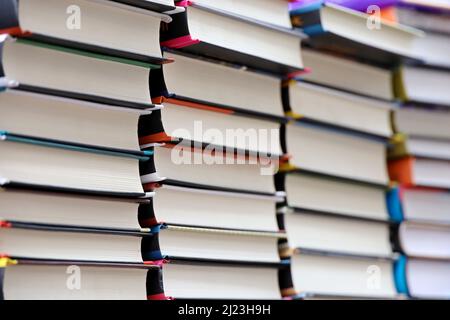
[[147, 267, 165, 299], [139, 202, 159, 227], [0, 0, 19, 32], [160, 9, 191, 44], [0, 266, 4, 301], [0, 42, 4, 79], [290, 7, 322, 28], [140, 151, 158, 177], [278, 262, 294, 297]]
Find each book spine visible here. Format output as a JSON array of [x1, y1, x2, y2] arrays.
[[290, 5, 323, 31], [142, 232, 165, 261], [0, 40, 4, 80], [149, 67, 170, 101], [0, 267, 3, 301], [0, 255, 18, 301], [289, 0, 324, 13], [138, 111, 171, 145], [139, 202, 160, 227], [279, 262, 296, 298], [386, 187, 404, 223], [160, 8, 199, 48], [140, 151, 166, 191], [388, 157, 415, 186], [0, 0, 21, 35], [394, 255, 409, 296], [146, 268, 169, 300]]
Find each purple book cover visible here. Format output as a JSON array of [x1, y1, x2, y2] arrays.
[[398, 1, 450, 14], [289, 0, 400, 12]]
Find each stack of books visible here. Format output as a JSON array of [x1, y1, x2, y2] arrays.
[[139, 0, 304, 300], [279, 0, 427, 299], [396, 0, 450, 68], [1, 0, 449, 301], [386, 0, 450, 300], [0, 0, 179, 300]]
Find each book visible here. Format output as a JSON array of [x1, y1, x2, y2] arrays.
[[388, 156, 450, 189], [395, 256, 450, 299], [389, 136, 450, 160], [0, 188, 151, 231], [284, 122, 389, 185], [290, 2, 423, 66], [282, 210, 393, 258], [141, 145, 278, 195], [144, 225, 283, 263], [0, 223, 149, 263], [0, 133, 147, 196], [292, 1, 400, 25], [160, 2, 304, 76], [183, 0, 293, 29], [396, 221, 450, 259], [151, 51, 285, 118], [395, 65, 450, 107], [394, 107, 450, 140], [0, 89, 152, 153], [395, 1, 450, 68], [0, 36, 159, 109], [283, 80, 393, 137], [0, 0, 171, 63], [410, 31, 450, 69], [396, 4, 450, 34], [281, 251, 397, 298], [148, 260, 282, 299], [1, 260, 149, 300], [149, 185, 282, 232], [145, 99, 283, 156], [300, 48, 394, 100], [281, 171, 390, 221], [391, 186, 450, 225]]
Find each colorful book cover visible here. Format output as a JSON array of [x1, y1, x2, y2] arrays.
[[399, 0, 450, 13], [289, 0, 400, 12]]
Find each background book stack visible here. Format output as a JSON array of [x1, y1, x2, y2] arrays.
[[0, 0, 178, 300], [139, 0, 304, 300], [306, 0, 450, 301], [281, 0, 426, 300], [386, 0, 450, 301], [284, 0, 449, 300]]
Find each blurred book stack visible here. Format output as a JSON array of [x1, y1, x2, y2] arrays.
[[0, 0, 179, 300], [139, 0, 304, 300], [278, 0, 426, 299], [396, 0, 450, 68], [386, 0, 450, 301]]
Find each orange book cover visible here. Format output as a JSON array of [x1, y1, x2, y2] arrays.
[[388, 157, 414, 186], [380, 7, 398, 23]]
